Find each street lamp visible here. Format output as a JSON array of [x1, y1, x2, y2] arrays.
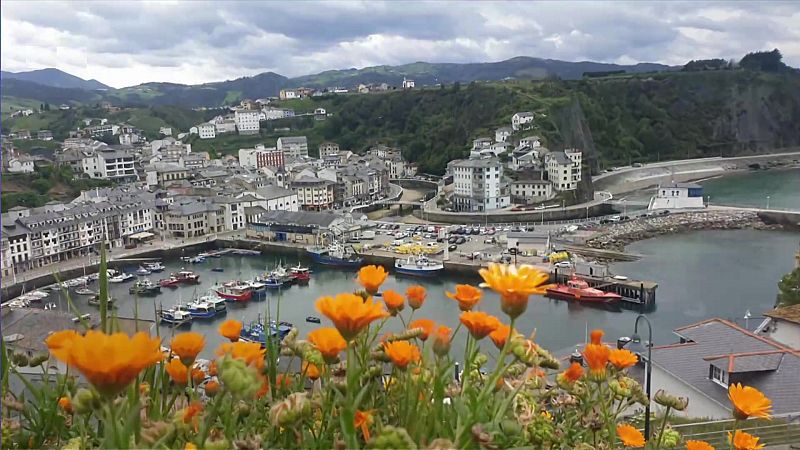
[[619, 314, 654, 440]]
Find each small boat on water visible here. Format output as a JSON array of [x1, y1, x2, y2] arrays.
[[7, 299, 30, 309], [290, 264, 311, 283], [211, 267, 224, 272], [305, 316, 321, 324], [181, 256, 206, 264], [136, 266, 152, 276], [240, 318, 293, 347], [159, 308, 193, 327], [109, 273, 134, 283], [245, 279, 268, 293], [174, 270, 200, 284], [395, 255, 444, 277], [143, 262, 165, 272], [177, 301, 217, 319], [129, 279, 162, 296], [73, 287, 97, 296], [545, 277, 622, 304], [215, 282, 252, 302], [87, 273, 99, 282], [159, 277, 180, 288], [197, 292, 227, 312], [88, 295, 116, 306], [306, 242, 363, 268]]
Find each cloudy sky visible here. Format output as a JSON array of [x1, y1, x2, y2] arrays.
[[2, 1, 799, 88]]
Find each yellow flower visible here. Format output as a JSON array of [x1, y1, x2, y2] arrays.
[[406, 285, 427, 309], [609, 348, 638, 370], [616, 423, 645, 448], [432, 325, 452, 357], [479, 263, 552, 318], [58, 396, 73, 414], [459, 311, 502, 340], [686, 441, 715, 450], [357, 265, 389, 295], [408, 318, 436, 341], [382, 289, 405, 315], [728, 430, 765, 450], [46, 330, 163, 396], [383, 341, 421, 369], [728, 383, 772, 420], [354, 409, 374, 441], [216, 341, 266, 369], [307, 328, 348, 363], [170, 332, 205, 366], [165, 359, 189, 385], [316, 293, 389, 341], [445, 284, 482, 311], [218, 320, 242, 342], [185, 444, 198, 450], [488, 324, 516, 350]]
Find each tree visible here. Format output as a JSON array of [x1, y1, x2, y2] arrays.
[[32, 178, 53, 195], [740, 49, 786, 72], [777, 253, 800, 307]]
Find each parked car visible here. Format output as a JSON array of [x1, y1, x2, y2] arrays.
[[456, 237, 466, 245], [554, 261, 572, 268], [448, 244, 458, 251]]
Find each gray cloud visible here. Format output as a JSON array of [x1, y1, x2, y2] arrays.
[[2, 0, 798, 88]]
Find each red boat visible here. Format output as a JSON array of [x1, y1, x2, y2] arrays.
[[546, 277, 622, 304], [174, 271, 200, 284], [159, 277, 180, 288], [215, 282, 252, 302], [290, 265, 311, 284]]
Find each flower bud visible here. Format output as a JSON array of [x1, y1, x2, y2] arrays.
[[28, 353, 49, 367], [653, 389, 689, 411], [72, 388, 101, 414], [269, 392, 311, 427], [10, 352, 29, 367], [236, 401, 252, 417], [609, 379, 632, 398], [140, 421, 176, 446], [366, 425, 417, 449], [218, 356, 261, 399], [426, 438, 456, 450], [203, 438, 231, 450]]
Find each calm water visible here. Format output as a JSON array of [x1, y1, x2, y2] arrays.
[[44, 228, 796, 357], [701, 168, 800, 210]]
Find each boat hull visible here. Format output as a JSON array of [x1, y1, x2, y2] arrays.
[[395, 267, 444, 277], [308, 251, 363, 267], [188, 310, 216, 319], [545, 288, 621, 304], [215, 290, 252, 302]]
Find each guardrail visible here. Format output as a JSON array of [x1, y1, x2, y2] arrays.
[[670, 414, 800, 448]]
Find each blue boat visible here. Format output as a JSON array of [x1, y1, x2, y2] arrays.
[[159, 308, 193, 327], [306, 242, 363, 268], [394, 255, 444, 277], [176, 301, 217, 319], [240, 318, 294, 347]]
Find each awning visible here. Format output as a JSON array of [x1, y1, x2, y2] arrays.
[[128, 231, 155, 240]]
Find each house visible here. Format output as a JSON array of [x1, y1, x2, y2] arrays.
[[495, 126, 512, 143], [451, 158, 510, 212], [162, 198, 224, 238], [21, 109, 34, 117], [36, 130, 53, 141], [319, 142, 340, 157], [215, 119, 236, 134], [279, 89, 299, 100], [81, 148, 137, 182], [510, 150, 540, 170], [519, 135, 542, 149], [760, 304, 800, 349], [159, 127, 172, 136], [197, 123, 216, 139], [472, 137, 493, 151], [545, 149, 582, 191], [262, 107, 292, 121], [59, 104, 70, 110], [235, 110, 260, 135], [180, 153, 210, 170], [6, 156, 35, 173], [314, 107, 327, 116], [649, 183, 705, 210], [15, 130, 31, 139], [118, 133, 141, 145], [237, 185, 299, 213], [277, 136, 309, 159], [627, 318, 800, 419], [291, 176, 335, 211], [239, 145, 285, 169], [510, 179, 553, 204], [402, 77, 415, 89], [512, 112, 534, 131]]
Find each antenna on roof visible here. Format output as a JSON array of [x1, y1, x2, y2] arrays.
[[744, 309, 752, 329]]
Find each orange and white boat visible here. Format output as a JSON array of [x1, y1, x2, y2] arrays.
[[546, 276, 622, 304]]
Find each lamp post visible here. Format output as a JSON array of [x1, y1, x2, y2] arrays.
[[619, 314, 654, 440]]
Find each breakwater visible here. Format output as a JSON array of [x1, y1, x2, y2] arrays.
[[585, 210, 778, 252]]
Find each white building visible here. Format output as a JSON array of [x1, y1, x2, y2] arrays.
[[6, 156, 35, 173], [519, 135, 542, 149], [215, 119, 236, 134], [238, 145, 285, 169], [319, 142, 340, 157], [512, 112, 534, 131], [402, 77, 415, 89], [198, 123, 216, 139], [495, 127, 512, 143], [472, 138, 493, 151], [279, 89, 299, 100], [277, 136, 309, 159], [648, 183, 705, 210], [83, 149, 137, 182], [159, 127, 173, 136], [291, 176, 335, 211], [761, 304, 800, 349], [451, 158, 510, 212], [545, 149, 582, 191], [238, 185, 299, 213], [510, 180, 553, 204], [235, 110, 260, 135]]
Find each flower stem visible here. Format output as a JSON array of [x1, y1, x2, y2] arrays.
[[654, 406, 671, 448]]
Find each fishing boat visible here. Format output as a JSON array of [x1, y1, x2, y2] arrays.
[[394, 255, 444, 277], [88, 295, 116, 306], [306, 242, 363, 268], [109, 273, 134, 283], [143, 262, 165, 272], [245, 279, 268, 293], [136, 266, 152, 276], [305, 316, 321, 324], [214, 282, 252, 302], [26, 290, 49, 301], [159, 308, 193, 327], [239, 318, 293, 347], [178, 301, 217, 319], [7, 299, 30, 309], [545, 276, 622, 304], [73, 286, 97, 296], [173, 270, 200, 284], [129, 279, 161, 296], [290, 264, 311, 283], [159, 276, 180, 288], [197, 292, 227, 312], [211, 267, 224, 272], [271, 264, 294, 284], [180, 255, 206, 264]]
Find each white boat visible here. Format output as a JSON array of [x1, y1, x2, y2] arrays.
[[198, 292, 227, 312], [394, 255, 444, 277], [74, 287, 97, 296], [28, 290, 49, 300], [143, 262, 165, 272], [136, 266, 152, 276], [6, 299, 30, 309], [159, 308, 193, 327], [109, 273, 134, 283]]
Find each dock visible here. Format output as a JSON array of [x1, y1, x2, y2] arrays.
[[553, 268, 657, 309]]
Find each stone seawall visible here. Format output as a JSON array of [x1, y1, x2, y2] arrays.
[[585, 210, 779, 252], [416, 202, 614, 224]]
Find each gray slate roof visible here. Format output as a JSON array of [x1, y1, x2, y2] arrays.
[[253, 210, 340, 228], [548, 151, 572, 165]]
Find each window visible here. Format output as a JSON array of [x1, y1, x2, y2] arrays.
[[710, 365, 729, 387]]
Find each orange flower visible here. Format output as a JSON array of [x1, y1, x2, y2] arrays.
[[616, 423, 645, 448], [728, 430, 764, 450], [446, 284, 482, 311], [357, 265, 388, 295], [406, 285, 427, 309], [383, 341, 421, 369], [609, 348, 638, 370], [165, 358, 189, 385], [204, 380, 220, 397], [686, 441, 715, 450], [275, 373, 292, 389], [408, 319, 435, 341], [303, 361, 322, 380], [256, 375, 269, 399], [590, 329, 604, 345], [560, 362, 584, 383], [58, 396, 73, 414], [308, 327, 347, 363], [186, 444, 198, 450], [216, 341, 266, 369], [139, 382, 150, 396], [180, 401, 203, 431], [432, 325, 452, 356], [382, 289, 405, 315], [728, 383, 772, 420], [171, 332, 205, 366], [479, 263, 552, 318], [192, 368, 206, 384], [582, 329, 610, 376], [459, 311, 502, 340], [316, 293, 389, 341], [488, 324, 516, 350], [46, 330, 163, 396], [218, 320, 242, 342], [354, 409, 374, 441]]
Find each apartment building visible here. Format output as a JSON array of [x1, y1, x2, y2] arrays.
[[451, 158, 510, 212], [238, 145, 285, 169], [277, 136, 309, 159], [235, 110, 260, 135], [291, 176, 335, 211], [319, 142, 340, 157], [198, 123, 216, 139], [83, 148, 137, 181], [545, 148, 582, 191], [510, 179, 553, 204]]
